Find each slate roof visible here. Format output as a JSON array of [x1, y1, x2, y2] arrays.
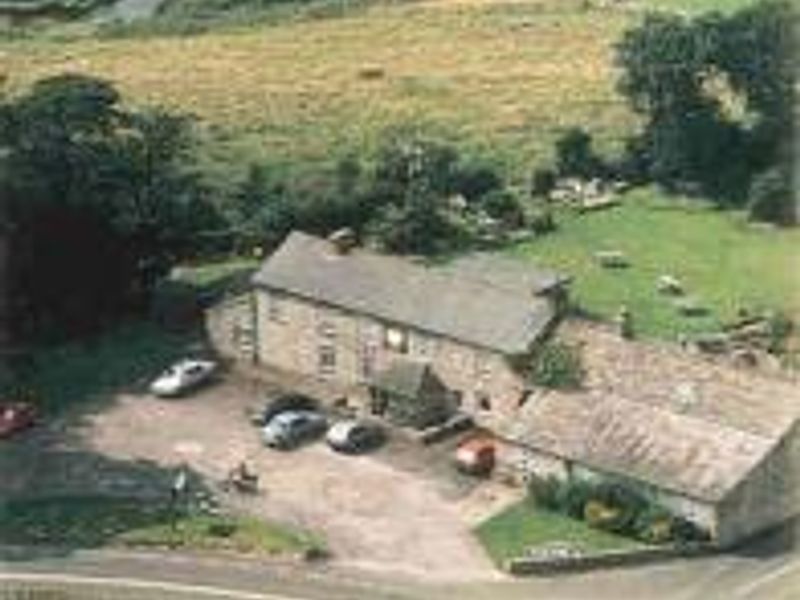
[[492, 322, 800, 503], [442, 253, 569, 297], [501, 391, 778, 502], [252, 231, 558, 354]]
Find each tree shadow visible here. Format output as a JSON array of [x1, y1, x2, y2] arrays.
[[0, 447, 216, 562]]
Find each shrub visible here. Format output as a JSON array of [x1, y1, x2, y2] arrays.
[[555, 128, 605, 180], [206, 519, 238, 538], [635, 505, 675, 544], [531, 167, 557, 197], [591, 481, 647, 536], [527, 206, 556, 235], [670, 516, 711, 545], [530, 342, 585, 389], [557, 478, 595, 519], [583, 500, 620, 530], [766, 310, 794, 354], [480, 189, 525, 227], [528, 476, 562, 512], [748, 167, 795, 225]]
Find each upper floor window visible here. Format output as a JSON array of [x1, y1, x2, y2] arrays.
[[384, 326, 409, 354], [317, 319, 336, 339], [412, 333, 436, 361], [474, 352, 492, 381]]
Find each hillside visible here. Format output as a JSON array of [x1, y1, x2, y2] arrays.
[[3, 0, 634, 181]]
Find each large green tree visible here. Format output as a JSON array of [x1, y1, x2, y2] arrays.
[[1, 74, 218, 340], [615, 1, 796, 223]]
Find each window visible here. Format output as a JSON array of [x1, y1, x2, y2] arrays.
[[474, 352, 492, 381], [318, 345, 336, 376], [317, 319, 336, 339], [265, 291, 285, 323], [384, 326, 409, 354], [359, 344, 377, 381], [412, 333, 436, 361]]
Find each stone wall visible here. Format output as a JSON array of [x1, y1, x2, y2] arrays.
[[253, 287, 530, 419], [495, 440, 571, 485], [205, 292, 257, 363], [716, 424, 800, 547], [506, 542, 716, 576]]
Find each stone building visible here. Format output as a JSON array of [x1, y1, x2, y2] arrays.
[[216, 230, 569, 422], [489, 323, 800, 547]]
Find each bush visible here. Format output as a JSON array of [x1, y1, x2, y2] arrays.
[[531, 167, 557, 197], [528, 476, 561, 512], [634, 505, 674, 544], [670, 516, 711, 545], [527, 206, 556, 235], [557, 479, 595, 519], [592, 481, 647, 536], [530, 342, 585, 389], [480, 189, 525, 227], [555, 128, 605, 180], [583, 500, 620, 530], [206, 519, 238, 538], [748, 167, 796, 225], [528, 476, 709, 545]]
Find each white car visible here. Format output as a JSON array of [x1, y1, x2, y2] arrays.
[[149, 359, 217, 397], [326, 419, 385, 453]]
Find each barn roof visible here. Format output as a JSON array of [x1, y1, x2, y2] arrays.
[[252, 231, 559, 354], [502, 391, 778, 502], [493, 322, 800, 503]]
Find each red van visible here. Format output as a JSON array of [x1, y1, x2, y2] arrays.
[[454, 435, 496, 476], [0, 403, 36, 439]]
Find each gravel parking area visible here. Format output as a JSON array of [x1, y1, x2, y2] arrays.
[[77, 375, 509, 582]]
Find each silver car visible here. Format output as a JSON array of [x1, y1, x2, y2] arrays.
[[261, 410, 327, 449], [149, 359, 217, 397]]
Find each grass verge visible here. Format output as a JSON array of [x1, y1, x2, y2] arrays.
[[0, 495, 322, 556], [475, 500, 640, 566]]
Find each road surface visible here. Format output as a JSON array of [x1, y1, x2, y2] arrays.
[[1, 535, 799, 600]]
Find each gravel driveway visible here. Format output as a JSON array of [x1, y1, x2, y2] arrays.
[[78, 376, 509, 582]]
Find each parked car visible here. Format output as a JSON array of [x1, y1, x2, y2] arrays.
[[454, 435, 496, 476], [149, 359, 217, 397], [326, 419, 385, 454], [261, 410, 327, 449], [0, 403, 37, 439], [251, 393, 318, 427]]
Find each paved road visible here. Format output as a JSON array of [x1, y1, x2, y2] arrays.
[[1, 536, 799, 600]]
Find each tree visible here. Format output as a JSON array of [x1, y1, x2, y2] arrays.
[[615, 2, 796, 221], [1, 74, 217, 339]]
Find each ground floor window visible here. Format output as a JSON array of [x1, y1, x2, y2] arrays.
[[318, 344, 336, 376], [477, 392, 492, 412], [359, 344, 377, 381]]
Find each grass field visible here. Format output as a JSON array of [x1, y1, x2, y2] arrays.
[[511, 189, 800, 340], [475, 500, 640, 565], [1, 0, 633, 180]]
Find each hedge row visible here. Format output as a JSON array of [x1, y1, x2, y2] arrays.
[[530, 477, 711, 545]]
